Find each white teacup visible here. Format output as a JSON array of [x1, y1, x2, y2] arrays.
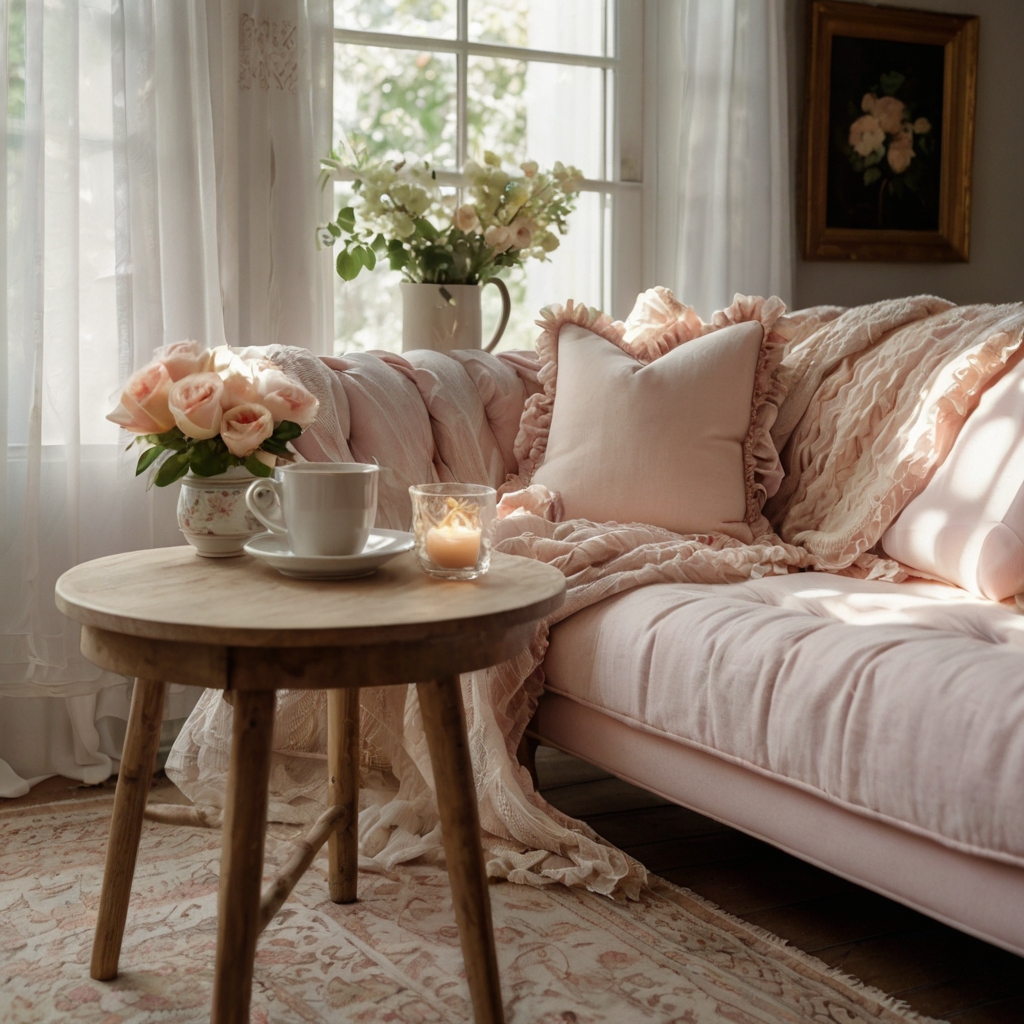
[[246, 463, 379, 557]]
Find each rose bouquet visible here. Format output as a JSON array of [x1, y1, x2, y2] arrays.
[[845, 72, 935, 220], [317, 150, 583, 285], [107, 341, 319, 487]]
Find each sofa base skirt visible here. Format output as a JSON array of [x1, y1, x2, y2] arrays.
[[530, 690, 1024, 958]]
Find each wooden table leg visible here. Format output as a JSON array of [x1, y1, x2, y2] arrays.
[[417, 675, 505, 1024], [327, 687, 360, 903], [91, 678, 168, 981], [211, 689, 276, 1024]]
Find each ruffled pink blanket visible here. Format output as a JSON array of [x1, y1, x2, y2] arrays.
[[167, 292, 1024, 898]]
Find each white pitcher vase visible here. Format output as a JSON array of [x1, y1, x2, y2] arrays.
[[400, 280, 511, 354]]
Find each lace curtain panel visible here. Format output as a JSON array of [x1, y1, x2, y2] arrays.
[[0, 0, 333, 797]]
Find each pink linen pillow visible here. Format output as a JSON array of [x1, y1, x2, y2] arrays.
[[881, 351, 1024, 600], [511, 290, 791, 543]]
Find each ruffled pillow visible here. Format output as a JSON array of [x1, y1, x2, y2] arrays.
[[508, 288, 793, 543]]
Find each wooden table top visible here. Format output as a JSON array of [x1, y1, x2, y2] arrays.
[[55, 547, 566, 648]]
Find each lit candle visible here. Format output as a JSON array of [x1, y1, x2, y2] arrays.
[[425, 523, 481, 569]]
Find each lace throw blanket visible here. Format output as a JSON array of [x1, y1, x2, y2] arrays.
[[167, 293, 1024, 898]]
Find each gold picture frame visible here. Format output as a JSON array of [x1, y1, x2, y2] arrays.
[[802, 1, 978, 262]]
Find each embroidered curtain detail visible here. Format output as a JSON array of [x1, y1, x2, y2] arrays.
[[239, 14, 298, 93]]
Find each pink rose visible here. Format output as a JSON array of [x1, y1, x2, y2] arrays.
[[913, 117, 932, 135], [849, 115, 885, 157], [861, 92, 878, 114], [887, 130, 915, 174], [208, 345, 273, 377], [168, 372, 224, 439], [153, 339, 210, 381], [452, 204, 480, 233], [873, 95, 906, 134], [509, 217, 534, 250], [107, 362, 176, 434], [484, 225, 513, 253], [220, 403, 274, 457], [220, 369, 260, 410], [254, 367, 319, 428]]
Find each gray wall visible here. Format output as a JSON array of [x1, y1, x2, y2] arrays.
[[790, 0, 1024, 310]]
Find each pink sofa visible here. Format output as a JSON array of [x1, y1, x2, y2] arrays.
[[287, 343, 1024, 959]]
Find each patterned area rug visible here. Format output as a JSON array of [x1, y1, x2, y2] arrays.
[[0, 797, 941, 1023]]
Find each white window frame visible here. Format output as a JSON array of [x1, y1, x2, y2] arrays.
[[332, 0, 644, 319]]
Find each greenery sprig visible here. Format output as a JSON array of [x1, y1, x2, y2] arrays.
[[130, 421, 302, 487]]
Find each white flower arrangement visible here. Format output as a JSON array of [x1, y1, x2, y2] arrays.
[[318, 150, 583, 285]]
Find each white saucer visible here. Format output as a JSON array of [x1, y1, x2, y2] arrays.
[[244, 530, 414, 579]]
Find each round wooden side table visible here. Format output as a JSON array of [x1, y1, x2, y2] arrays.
[[55, 546, 566, 1024]]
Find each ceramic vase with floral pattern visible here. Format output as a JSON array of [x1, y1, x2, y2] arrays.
[[176, 467, 264, 557]]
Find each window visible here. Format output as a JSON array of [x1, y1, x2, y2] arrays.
[[331, 0, 643, 354]]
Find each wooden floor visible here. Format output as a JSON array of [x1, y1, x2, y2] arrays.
[[8, 756, 1024, 1023], [534, 746, 1024, 1024]]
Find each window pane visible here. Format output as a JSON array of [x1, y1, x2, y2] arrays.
[[468, 57, 605, 179], [333, 263, 405, 355], [469, 0, 609, 58], [334, 44, 456, 165], [335, 0, 456, 39]]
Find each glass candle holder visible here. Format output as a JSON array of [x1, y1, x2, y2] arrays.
[[409, 483, 497, 580]]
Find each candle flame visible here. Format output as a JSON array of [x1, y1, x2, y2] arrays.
[[437, 496, 480, 531]]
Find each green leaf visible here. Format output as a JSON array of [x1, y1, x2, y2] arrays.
[[863, 167, 882, 186], [359, 244, 376, 271], [153, 451, 191, 487], [188, 440, 232, 477], [150, 426, 188, 452], [414, 218, 439, 240], [244, 455, 274, 478], [387, 238, 405, 252], [388, 248, 408, 271], [421, 249, 453, 273], [336, 206, 356, 232], [135, 446, 164, 476], [879, 70, 905, 96], [260, 437, 292, 457], [327, 222, 341, 238], [371, 233, 387, 252], [273, 420, 303, 442], [336, 248, 361, 281]]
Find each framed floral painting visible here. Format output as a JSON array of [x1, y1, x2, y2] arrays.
[[802, 1, 978, 262]]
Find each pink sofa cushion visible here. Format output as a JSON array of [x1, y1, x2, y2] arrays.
[[881, 352, 1024, 600], [544, 573, 1024, 866], [516, 292, 790, 544]]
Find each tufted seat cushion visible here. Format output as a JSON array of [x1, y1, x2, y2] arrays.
[[544, 572, 1024, 865]]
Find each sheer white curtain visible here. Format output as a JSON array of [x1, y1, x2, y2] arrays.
[[645, 0, 793, 318], [0, 0, 332, 797]]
